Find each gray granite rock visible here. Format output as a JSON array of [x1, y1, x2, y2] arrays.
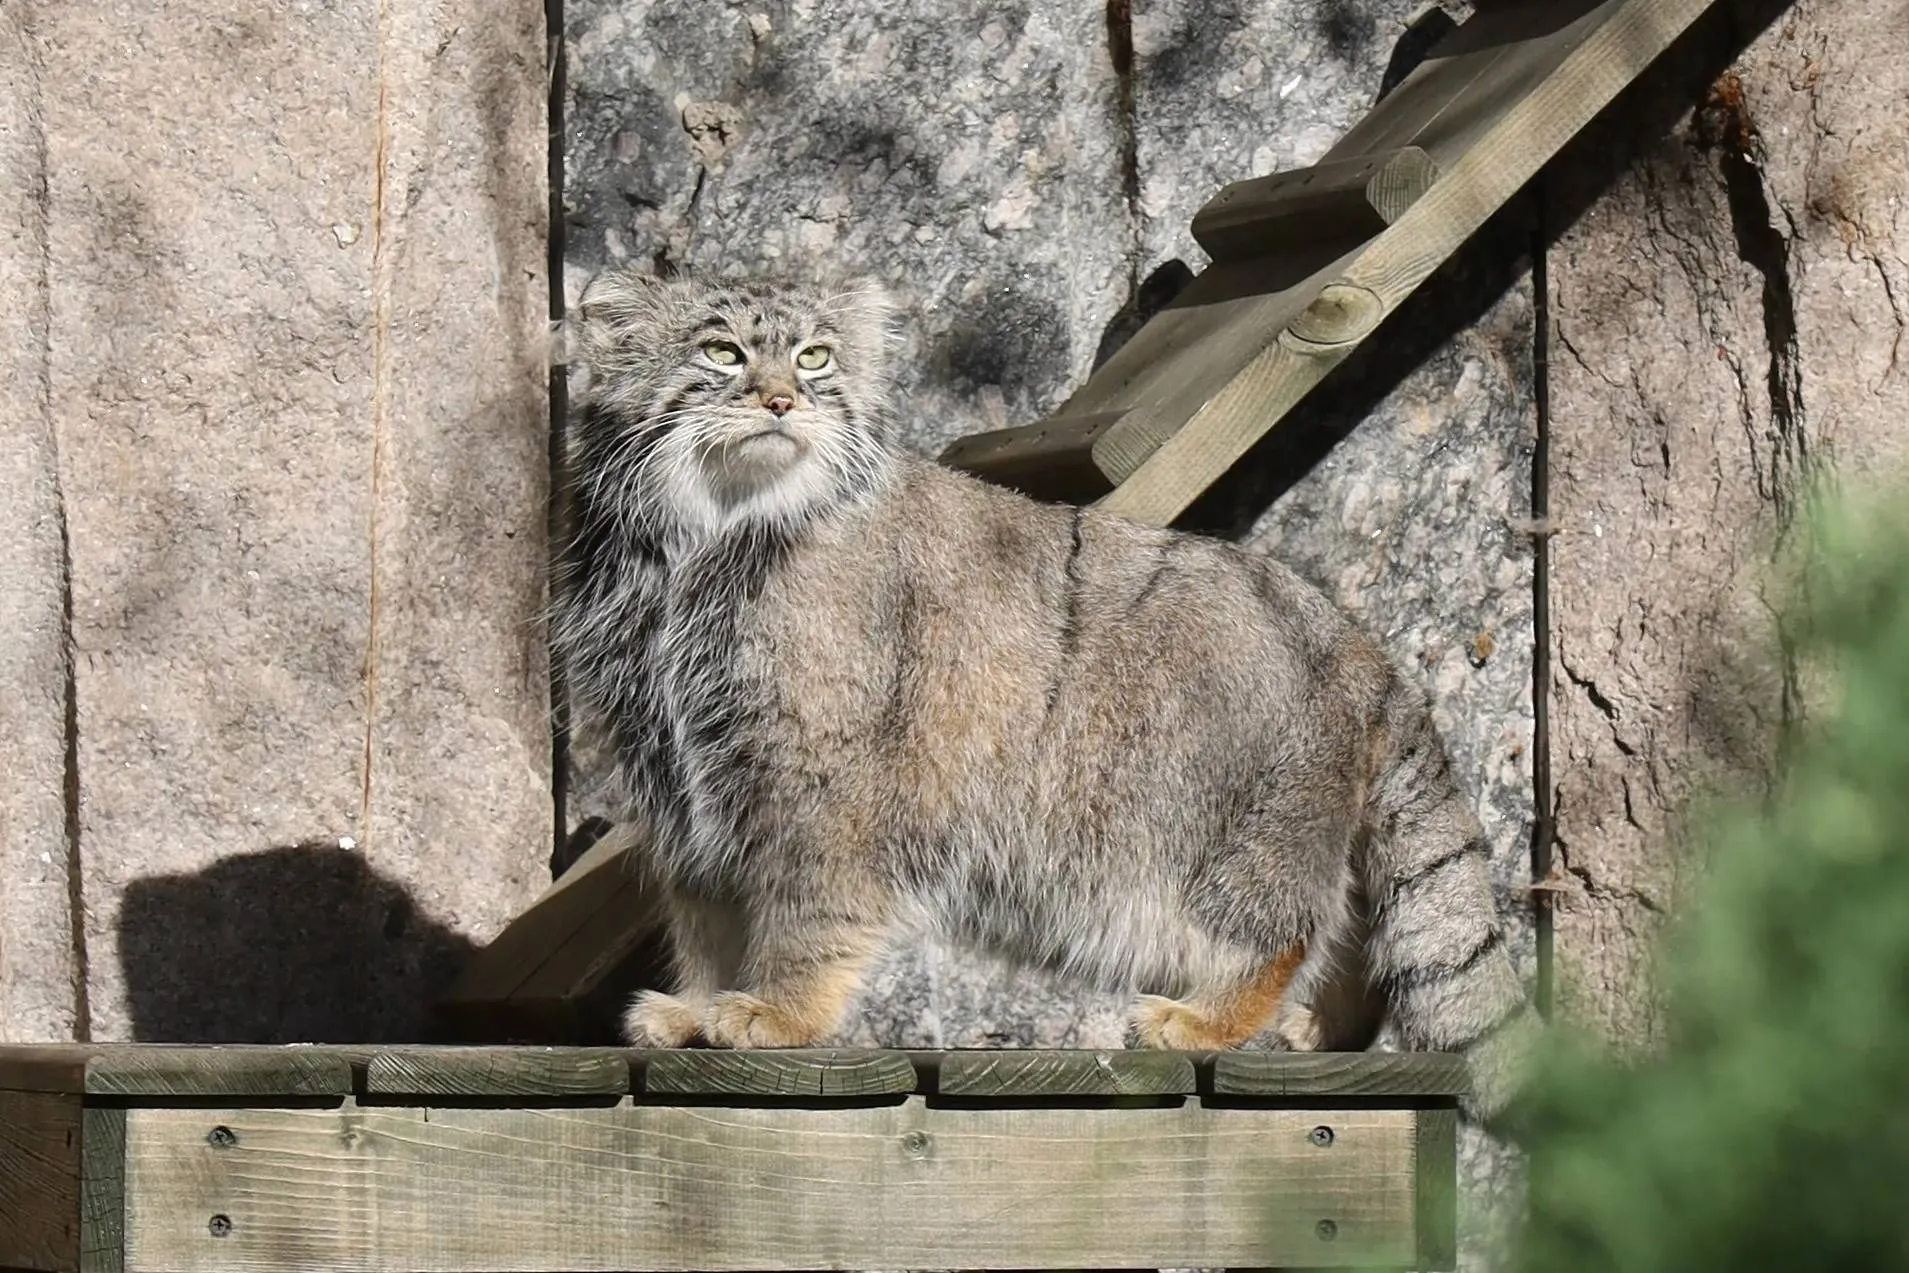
[[0, 6, 79, 1044], [30, 0, 551, 1042], [563, 0, 1133, 457]]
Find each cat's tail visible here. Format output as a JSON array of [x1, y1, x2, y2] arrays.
[[1357, 677, 1541, 1123]]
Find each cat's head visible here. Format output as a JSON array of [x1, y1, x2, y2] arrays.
[[568, 265, 901, 538]]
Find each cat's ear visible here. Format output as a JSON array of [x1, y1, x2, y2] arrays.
[[828, 276, 906, 364], [566, 266, 669, 371]]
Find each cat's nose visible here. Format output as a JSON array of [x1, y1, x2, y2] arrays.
[[762, 393, 795, 417]]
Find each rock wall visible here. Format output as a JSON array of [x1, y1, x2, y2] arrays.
[[0, 4, 79, 1044], [0, 0, 552, 1043], [1544, 0, 1909, 1045]]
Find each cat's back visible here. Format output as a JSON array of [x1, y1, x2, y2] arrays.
[[863, 456, 1391, 726]]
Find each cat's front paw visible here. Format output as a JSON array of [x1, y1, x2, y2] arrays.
[[703, 991, 822, 1048], [623, 990, 705, 1048]]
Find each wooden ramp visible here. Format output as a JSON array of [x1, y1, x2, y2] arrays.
[[939, 0, 1722, 525], [0, 1043, 1461, 1272]]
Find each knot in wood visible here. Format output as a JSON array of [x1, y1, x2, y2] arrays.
[[1282, 283, 1384, 351]]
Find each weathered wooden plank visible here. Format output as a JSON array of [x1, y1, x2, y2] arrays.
[[940, 2, 1587, 500], [640, 1049, 917, 1098], [364, 1048, 630, 1100], [1414, 1108, 1458, 1271], [1097, 0, 1708, 524], [121, 1100, 1415, 1271], [937, 412, 1123, 504], [1210, 1052, 1467, 1100], [441, 825, 638, 1008], [0, 1046, 354, 1099], [0, 1090, 83, 1273], [928, 1049, 1198, 1098], [1190, 147, 1440, 263], [943, 0, 1709, 521], [940, 244, 1356, 491], [79, 1108, 124, 1273], [436, 825, 668, 1044]]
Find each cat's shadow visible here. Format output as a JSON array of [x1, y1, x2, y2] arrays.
[[118, 843, 477, 1042]]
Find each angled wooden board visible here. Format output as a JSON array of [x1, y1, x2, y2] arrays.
[[1098, 0, 1712, 524], [939, 0, 1722, 525]]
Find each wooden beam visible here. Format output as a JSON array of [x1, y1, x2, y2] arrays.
[[0, 1047, 353, 1099], [0, 1090, 83, 1273], [1190, 147, 1440, 263], [1413, 1108, 1459, 1271], [80, 1109, 124, 1273], [639, 1049, 918, 1099], [925, 1049, 1198, 1098], [436, 826, 669, 1044], [937, 412, 1123, 504], [1210, 1052, 1468, 1100], [1098, 0, 1710, 524], [363, 1048, 631, 1100], [120, 1100, 1418, 1271], [939, 0, 1720, 520]]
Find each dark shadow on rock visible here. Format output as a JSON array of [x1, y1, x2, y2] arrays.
[[119, 843, 479, 1043], [1092, 258, 1196, 373]]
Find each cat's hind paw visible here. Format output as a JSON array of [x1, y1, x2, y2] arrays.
[[1272, 1004, 1324, 1052], [623, 990, 705, 1048], [1128, 994, 1236, 1050]]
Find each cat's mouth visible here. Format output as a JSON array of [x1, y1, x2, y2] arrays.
[[734, 426, 804, 456]]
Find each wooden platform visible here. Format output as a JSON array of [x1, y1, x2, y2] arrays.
[[0, 1044, 1460, 1272]]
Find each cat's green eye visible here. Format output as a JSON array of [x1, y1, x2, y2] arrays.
[[702, 340, 744, 366], [795, 345, 833, 372]]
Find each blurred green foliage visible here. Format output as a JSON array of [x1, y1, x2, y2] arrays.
[[1509, 494, 1909, 1272]]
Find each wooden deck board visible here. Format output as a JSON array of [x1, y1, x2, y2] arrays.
[[120, 1100, 1419, 1272]]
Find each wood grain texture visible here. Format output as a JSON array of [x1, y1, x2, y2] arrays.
[[363, 1048, 630, 1099], [120, 1100, 1416, 1271], [1413, 1108, 1458, 1271], [937, 412, 1122, 502], [1209, 1053, 1467, 1099], [640, 1049, 917, 1098], [0, 1046, 353, 1098], [79, 1108, 124, 1273], [0, 1090, 82, 1273], [1099, 0, 1711, 525], [928, 1049, 1198, 1098], [439, 826, 641, 1008]]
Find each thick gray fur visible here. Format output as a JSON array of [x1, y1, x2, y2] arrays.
[[554, 264, 1536, 1118]]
